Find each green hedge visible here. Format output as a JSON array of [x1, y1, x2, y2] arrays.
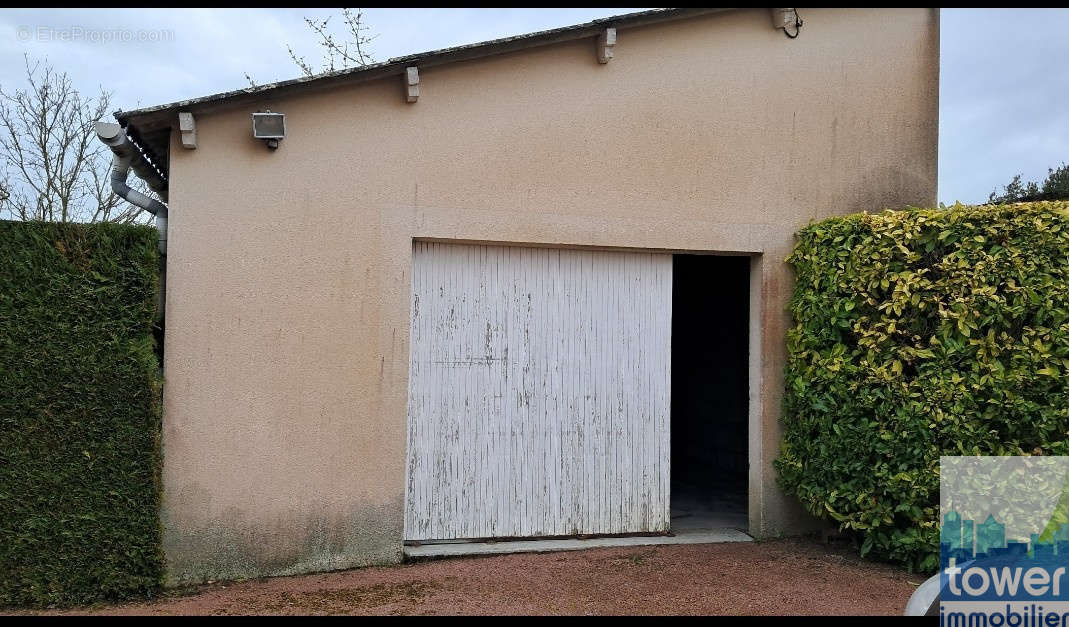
[[775, 202, 1069, 572], [0, 220, 163, 607]]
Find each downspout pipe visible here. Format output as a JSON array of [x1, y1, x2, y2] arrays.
[[95, 121, 169, 323], [95, 121, 169, 254]]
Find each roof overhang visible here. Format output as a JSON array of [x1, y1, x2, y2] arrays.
[[114, 8, 736, 175]]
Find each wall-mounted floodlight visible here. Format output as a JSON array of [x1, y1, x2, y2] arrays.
[[770, 8, 803, 39], [252, 111, 285, 150]]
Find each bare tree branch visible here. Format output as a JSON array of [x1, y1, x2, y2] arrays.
[[245, 8, 377, 85], [0, 54, 151, 223]]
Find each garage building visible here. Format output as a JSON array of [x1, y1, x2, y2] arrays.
[[104, 7, 939, 583]]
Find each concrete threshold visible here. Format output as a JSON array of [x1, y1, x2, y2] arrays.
[[403, 527, 752, 559]]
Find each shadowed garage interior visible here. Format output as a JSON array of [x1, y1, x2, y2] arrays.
[[671, 254, 750, 531]]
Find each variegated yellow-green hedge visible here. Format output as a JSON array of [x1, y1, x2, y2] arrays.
[[775, 202, 1069, 572]]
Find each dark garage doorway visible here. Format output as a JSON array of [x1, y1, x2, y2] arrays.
[[671, 254, 749, 532]]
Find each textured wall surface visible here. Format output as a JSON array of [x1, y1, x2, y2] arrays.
[[161, 7, 939, 583]]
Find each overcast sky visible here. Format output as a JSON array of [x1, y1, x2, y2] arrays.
[[1, 8, 1066, 206]]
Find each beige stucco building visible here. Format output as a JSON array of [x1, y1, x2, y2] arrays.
[[111, 8, 939, 584]]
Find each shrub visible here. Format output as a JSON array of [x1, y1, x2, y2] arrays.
[[0, 220, 163, 607], [775, 202, 1069, 572], [989, 164, 1069, 204]]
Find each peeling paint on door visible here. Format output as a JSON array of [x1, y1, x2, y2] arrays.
[[405, 242, 671, 541]]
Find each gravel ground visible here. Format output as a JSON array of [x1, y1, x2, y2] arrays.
[[16, 536, 921, 616]]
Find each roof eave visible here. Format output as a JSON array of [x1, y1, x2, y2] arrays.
[[114, 8, 734, 133]]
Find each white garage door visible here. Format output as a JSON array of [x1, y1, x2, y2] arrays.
[[405, 242, 672, 541]]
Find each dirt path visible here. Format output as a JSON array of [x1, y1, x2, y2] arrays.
[[19, 537, 920, 615]]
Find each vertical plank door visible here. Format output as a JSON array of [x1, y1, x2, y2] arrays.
[[405, 242, 671, 541]]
